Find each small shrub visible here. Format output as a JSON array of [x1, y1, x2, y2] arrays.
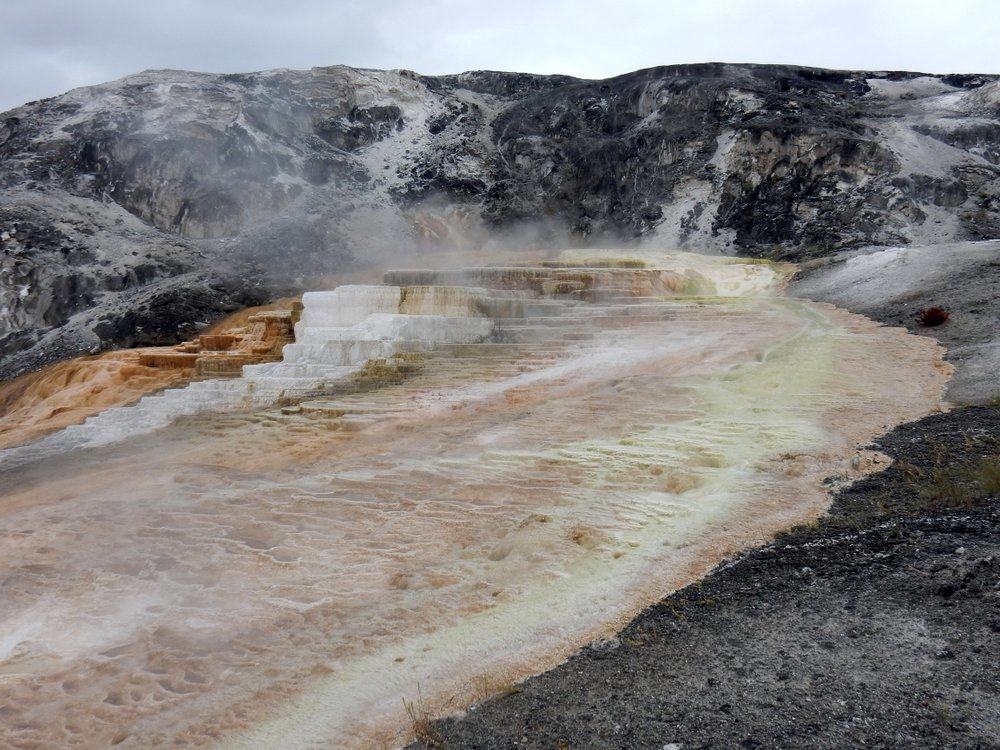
[[917, 306, 950, 327], [973, 456, 1000, 497], [917, 466, 973, 508], [403, 692, 441, 749]]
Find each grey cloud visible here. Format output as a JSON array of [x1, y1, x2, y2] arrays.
[[2, 0, 998, 113]]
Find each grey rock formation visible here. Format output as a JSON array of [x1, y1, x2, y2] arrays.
[[1, 63, 998, 379]]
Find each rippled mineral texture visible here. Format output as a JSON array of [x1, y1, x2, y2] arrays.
[[0, 252, 951, 749]]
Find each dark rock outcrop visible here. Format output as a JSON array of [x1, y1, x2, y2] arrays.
[[1, 63, 998, 379]]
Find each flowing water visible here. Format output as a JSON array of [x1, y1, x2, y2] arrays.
[[0, 252, 950, 749]]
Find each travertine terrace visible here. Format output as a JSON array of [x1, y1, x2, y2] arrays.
[[0, 251, 950, 749], [0, 302, 300, 450]]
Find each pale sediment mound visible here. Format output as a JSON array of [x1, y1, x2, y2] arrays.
[[0, 252, 950, 750]]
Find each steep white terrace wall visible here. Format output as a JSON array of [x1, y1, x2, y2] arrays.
[[0, 285, 495, 464]]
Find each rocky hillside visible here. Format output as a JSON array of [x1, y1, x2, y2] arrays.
[[1, 63, 998, 379]]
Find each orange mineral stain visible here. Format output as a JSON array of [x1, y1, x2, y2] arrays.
[[0, 252, 950, 750], [0, 299, 300, 449]]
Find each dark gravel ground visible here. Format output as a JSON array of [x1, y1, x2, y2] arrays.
[[412, 405, 1000, 750]]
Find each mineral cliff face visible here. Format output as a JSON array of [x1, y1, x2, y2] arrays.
[[1, 63, 998, 379]]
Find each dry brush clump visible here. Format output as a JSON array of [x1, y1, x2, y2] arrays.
[[898, 453, 1000, 510], [917, 306, 950, 327], [403, 690, 442, 749], [975, 456, 1000, 496]]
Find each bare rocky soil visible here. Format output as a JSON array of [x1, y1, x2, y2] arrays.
[[413, 405, 1000, 750]]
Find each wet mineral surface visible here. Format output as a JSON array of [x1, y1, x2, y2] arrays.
[[412, 405, 1000, 750], [0, 253, 951, 749]]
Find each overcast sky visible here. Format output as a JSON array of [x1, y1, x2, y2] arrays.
[[3, 0, 998, 113]]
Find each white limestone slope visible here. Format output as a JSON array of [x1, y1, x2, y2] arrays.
[[0, 255, 786, 467], [791, 239, 1000, 403], [243, 285, 492, 386]]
